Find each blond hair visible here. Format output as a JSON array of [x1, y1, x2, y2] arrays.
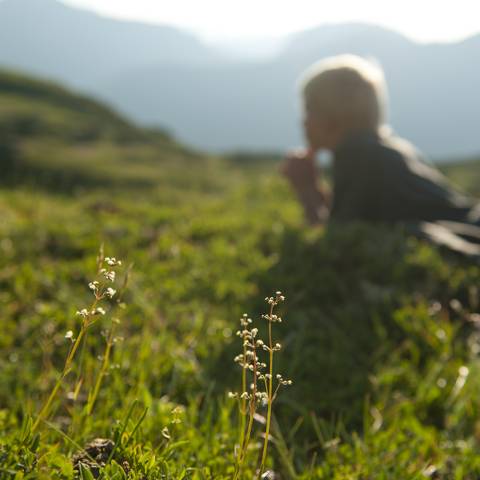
[[300, 54, 387, 131]]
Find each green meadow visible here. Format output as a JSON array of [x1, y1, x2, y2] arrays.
[[2, 70, 480, 479]]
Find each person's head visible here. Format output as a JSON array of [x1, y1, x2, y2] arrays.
[[299, 54, 388, 151]]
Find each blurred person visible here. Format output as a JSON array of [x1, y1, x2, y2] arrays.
[[282, 54, 480, 254]]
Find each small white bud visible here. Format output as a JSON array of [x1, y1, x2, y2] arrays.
[[105, 287, 116, 298]]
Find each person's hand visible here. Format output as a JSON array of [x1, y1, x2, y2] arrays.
[[280, 148, 318, 190]]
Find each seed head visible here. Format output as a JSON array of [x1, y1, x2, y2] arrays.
[[105, 287, 116, 298], [105, 257, 122, 267]]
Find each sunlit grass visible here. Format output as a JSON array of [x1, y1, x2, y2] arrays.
[[3, 67, 480, 478]]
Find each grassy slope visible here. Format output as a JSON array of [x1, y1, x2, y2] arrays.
[[2, 70, 480, 478], [441, 158, 480, 198]]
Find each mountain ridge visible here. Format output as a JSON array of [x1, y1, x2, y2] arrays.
[[1, 0, 479, 159], [0, 0, 217, 87]]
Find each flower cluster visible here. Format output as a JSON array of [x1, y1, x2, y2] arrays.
[[105, 257, 122, 267], [230, 314, 267, 405], [264, 291, 285, 307], [75, 307, 106, 318], [276, 374, 292, 386], [229, 296, 292, 396], [230, 292, 292, 480], [67, 254, 123, 338]]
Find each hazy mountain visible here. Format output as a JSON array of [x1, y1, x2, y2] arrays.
[[97, 23, 480, 158], [0, 0, 217, 87], [1, 0, 480, 159]]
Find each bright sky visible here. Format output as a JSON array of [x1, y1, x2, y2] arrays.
[[64, 0, 480, 44]]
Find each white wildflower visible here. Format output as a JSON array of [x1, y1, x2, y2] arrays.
[[105, 257, 121, 266], [105, 287, 116, 298]]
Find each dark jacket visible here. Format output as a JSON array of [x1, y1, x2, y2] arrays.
[[330, 130, 480, 255]]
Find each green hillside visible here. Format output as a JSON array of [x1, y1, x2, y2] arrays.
[[441, 157, 480, 198], [0, 69, 168, 142], [2, 70, 480, 479], [0, 68, 213, 193]]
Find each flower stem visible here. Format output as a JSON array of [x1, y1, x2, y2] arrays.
[[32, 290, 102, 433], [32, 325, 87, 433], [86, 321, 115, 415], [234, 340, 258, 480], [258, 305, 274, 477]]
